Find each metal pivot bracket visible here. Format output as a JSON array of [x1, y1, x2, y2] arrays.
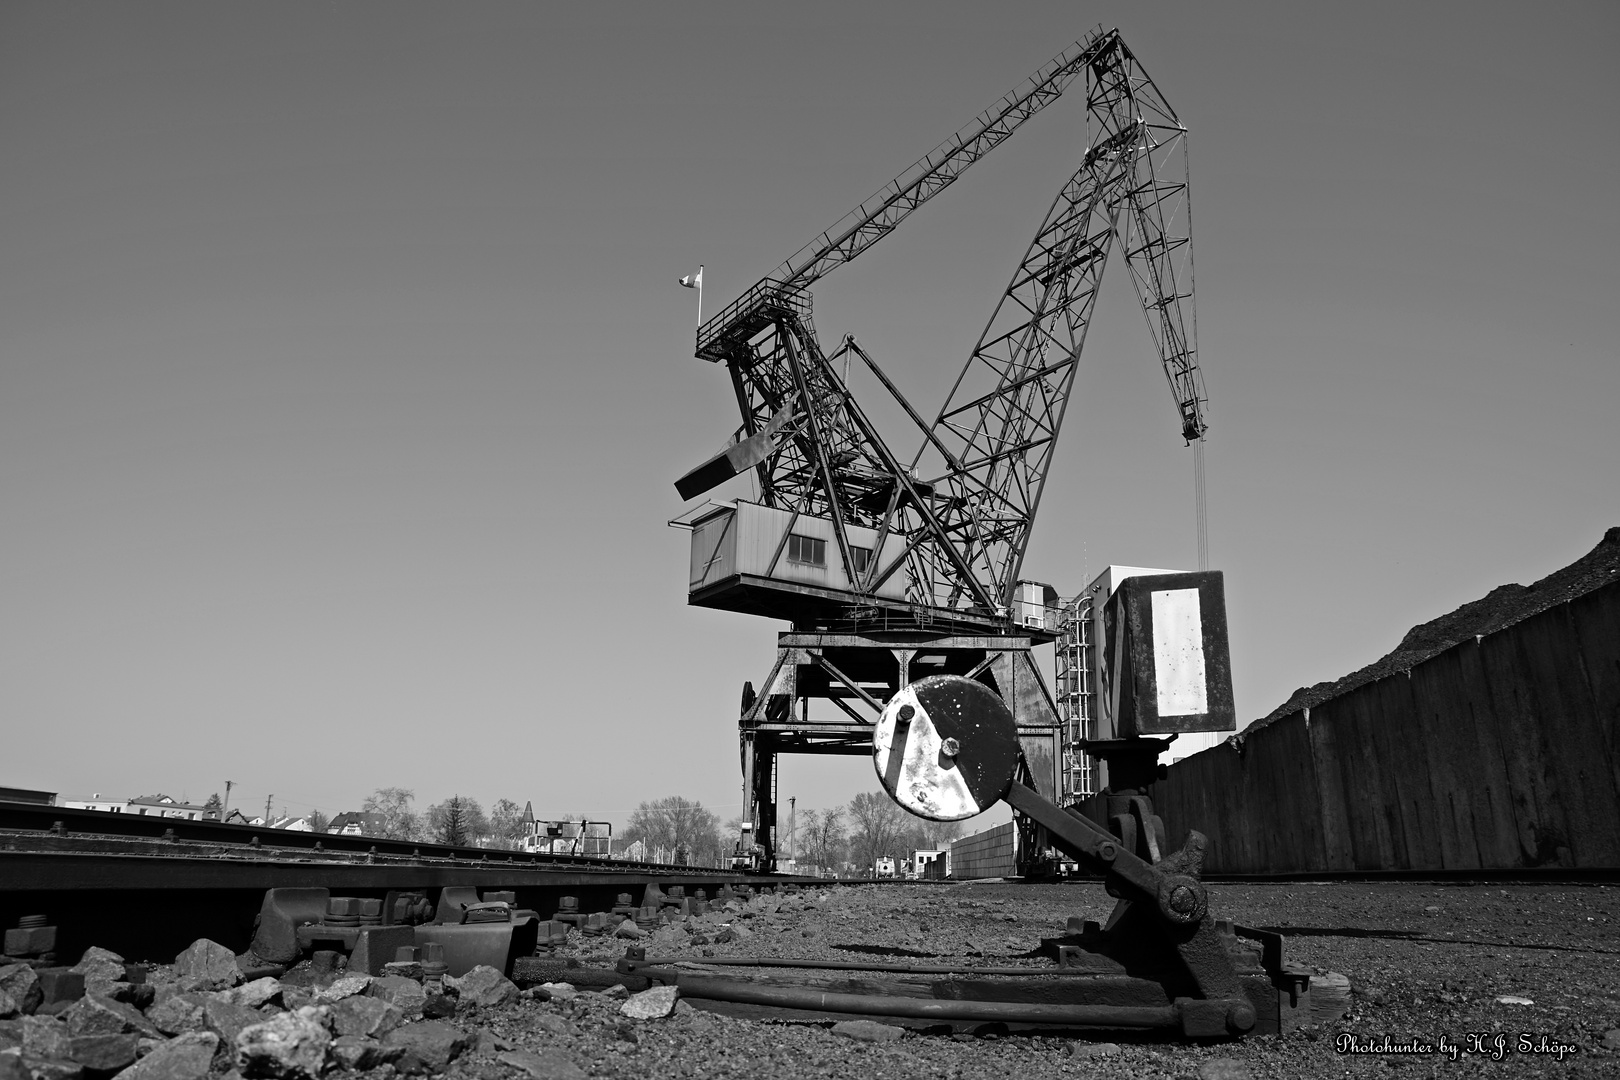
[[871, 675, 1304, 1038]]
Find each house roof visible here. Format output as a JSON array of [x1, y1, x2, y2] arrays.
[[129, 794, 210, 811], [326, 812, 384, 832]]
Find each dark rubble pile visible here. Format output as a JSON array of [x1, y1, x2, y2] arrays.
[[1256, 525, 1620, 729]]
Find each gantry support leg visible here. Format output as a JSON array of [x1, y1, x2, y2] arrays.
[[737, 631, 1064, 875]]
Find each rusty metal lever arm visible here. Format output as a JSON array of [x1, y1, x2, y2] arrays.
[[1002, 780, 1207, 927]]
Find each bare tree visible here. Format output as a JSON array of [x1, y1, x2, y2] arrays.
[[488, 798, 526, 850], [801, 807, 845, 875], [846, 792, 904, 873], [622, 796, 721, 864], [361, 787, 421, 840], [897, 815, 963, 855]]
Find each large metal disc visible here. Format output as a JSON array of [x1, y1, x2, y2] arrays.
[[873, 675, 1020, 821]]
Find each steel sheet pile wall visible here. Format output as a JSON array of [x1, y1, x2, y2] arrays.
[[1154, 580, 1620, 873], [950, 822, 1017, 879]]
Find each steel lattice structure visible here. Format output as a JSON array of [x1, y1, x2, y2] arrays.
[[680, 27, 1205, 630]]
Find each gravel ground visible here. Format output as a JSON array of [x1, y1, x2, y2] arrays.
[[17, 879, 1610, 1080], [469, 879, 1620, 1079]]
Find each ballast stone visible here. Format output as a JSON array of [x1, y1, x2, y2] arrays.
[[328, 1034, 396, 1072], [363, 978, 424, 1019], [68, 952, 124, 987], [443, 967, 518, 1008], [329, 996, 400, 1040], [496, 1049, 587, 1080], [830, 1020, 905, 1043], [235, 1008, 330, 1079], [114, 1031, 218, 1080], [67, 1032, 138, 1073], [20, 1017, 72, 1060], [171, 943, 240, 992], [144, 994, 207, 1038], [199, 1000, 264, 1047], [64, 997, 156, 1040], [311, 977, 369, 1005], [0, 969, 42, 1017], [379, 1020, 467, 1076], [618, 986, 678, 1020], [218, 979, 281, 1010]]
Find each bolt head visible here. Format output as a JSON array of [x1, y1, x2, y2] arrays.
[[940, 737, 960, 758], [898, 704, 915, 722], [1169, 885, 1198, 914]]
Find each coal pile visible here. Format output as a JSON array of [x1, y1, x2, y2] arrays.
[[1258, 526, 1620, 728]]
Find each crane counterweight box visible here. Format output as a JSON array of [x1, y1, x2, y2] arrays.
[[1100, 570, 1235, 736]]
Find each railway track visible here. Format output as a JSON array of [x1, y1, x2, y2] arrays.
[[0, 802, 740, 878], [0, 801, 820, 963]]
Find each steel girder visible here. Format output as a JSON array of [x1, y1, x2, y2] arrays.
[[918, 32, 1205, 610]]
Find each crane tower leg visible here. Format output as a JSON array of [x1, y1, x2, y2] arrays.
[[738, 631, 1064, 876]]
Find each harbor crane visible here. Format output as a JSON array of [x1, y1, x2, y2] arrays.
[[674, 27, 1210, 872]]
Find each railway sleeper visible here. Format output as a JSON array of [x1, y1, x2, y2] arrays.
[[249, 887, 541, 980]]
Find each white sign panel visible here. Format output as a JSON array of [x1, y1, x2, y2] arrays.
[[1151, 588, 1208, 716]]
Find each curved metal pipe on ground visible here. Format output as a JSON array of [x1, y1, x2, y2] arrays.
[[673, 973, 1178, 1027]]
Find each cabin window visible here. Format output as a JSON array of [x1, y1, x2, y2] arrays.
[[787, 534, 826, 566], [850, 545, 874, 576]]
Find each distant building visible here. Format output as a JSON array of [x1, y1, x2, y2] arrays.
[[271, 816, 314, 832], [126, 794, 213, 820], [326, 812, 384, 837], [222, 809, 252, 826], [60, 793, 213, 820], [58, 794, 123, 813], [523, 813, 611, 857]]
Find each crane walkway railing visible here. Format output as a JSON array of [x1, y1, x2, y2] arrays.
[[695, 278, 812, 363]]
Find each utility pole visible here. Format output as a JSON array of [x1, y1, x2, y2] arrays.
[[264, 795, 274, 824], [788, 796, 796, 866], [222, 780, 235, 817]]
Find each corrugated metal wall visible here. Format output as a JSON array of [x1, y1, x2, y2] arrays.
[[1153, 580, 1620, 873], [950, 821, 1018, 878]]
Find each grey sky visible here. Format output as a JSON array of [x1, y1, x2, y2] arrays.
[[3, 2, 1615, 829]]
